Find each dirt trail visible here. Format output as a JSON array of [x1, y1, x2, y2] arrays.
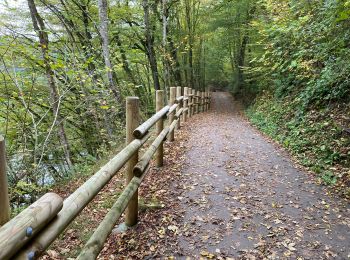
[[175, 92, 349, 259]]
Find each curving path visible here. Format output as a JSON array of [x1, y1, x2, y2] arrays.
[[175, 92, 350, 259]]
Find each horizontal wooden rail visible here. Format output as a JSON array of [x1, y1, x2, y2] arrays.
[[0, 193, 63, 260], [77, 166, 150, 260], [175, 96, 184, 103], [175, 108, 184, 119], [168, 118, 179, 135], [167, 103, 178, 116], [2, 88, 212, 260], [134, 127, 170, 177], [14, 134, 150, 259], [133, 106, 170, 139]]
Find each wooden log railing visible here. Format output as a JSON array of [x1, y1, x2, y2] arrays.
[[0, 87, 212, 260], [0, 193, 63, 260]]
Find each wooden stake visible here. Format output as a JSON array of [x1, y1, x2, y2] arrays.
[[168, 87, 176, 142], [205, 89, 209, 111], [208, 90, 211, 110], [0, 135, 10, 226], [183, 87, 188, 122], [203, 89, 206, 112], [203, 90, 206, 112], [125, 97, 140, 227], [176, 86, 182, 129], [194, 90, 197, 114], [156, 90, 164, 167], [188, 88, 192, 117], [201, 91, 205, 112], [196, 91, 200, 114], [191, 89, 194, 115]]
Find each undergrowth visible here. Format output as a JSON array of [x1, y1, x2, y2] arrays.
[[246, 92, 350, 198]]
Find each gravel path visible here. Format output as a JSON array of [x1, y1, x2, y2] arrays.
[[175, 92, 350, 259]]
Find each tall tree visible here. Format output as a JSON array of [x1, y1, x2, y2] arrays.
[[162, 0, 171, 90], [143, 0, 161, 91], [27, 0, 73, 168], [98, 0, 121, 103]]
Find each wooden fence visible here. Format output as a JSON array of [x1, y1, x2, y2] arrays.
[[0, 87, 211, 260]]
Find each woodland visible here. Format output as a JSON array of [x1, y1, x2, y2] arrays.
[[0, 0, 349, 212]]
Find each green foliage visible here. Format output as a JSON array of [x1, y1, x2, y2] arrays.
[[247, 93, 350, 194], [201, 0, 257, 91], [0, 0, 155, 207], [247, 0, 350, 106], [238, 0, 350, 195], [1, 0, 350, 207]]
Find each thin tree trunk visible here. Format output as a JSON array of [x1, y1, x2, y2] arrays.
[[202, 39, 206, 88], [143, 0, 160, 91], [168, 38, 182, 86], [235, 35, 248, 89], [98, 0, 121, 103], [162, 0, 170, 91], [185, 0, 195, 89], [27, 0, 73, 168], [115, 35, 137, 85]]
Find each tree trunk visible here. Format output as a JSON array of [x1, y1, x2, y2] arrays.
[[168, 38, 182, 86], [143, 0, 161, 91], [27, 0, 73, 168], [235, 35, 248, 89], [162, 0, 171, 91], [98, 0, 121, 103], [185, 0, 195, 89], [115, 35, 137, 85]]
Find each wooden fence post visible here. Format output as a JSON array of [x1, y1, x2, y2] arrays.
[[208, 89, 210, 110], [188, 88, 192, 117], [199, 91, 202, 113], [194, 90, 197, 114], [206, 89, 209, 111], [125, 97, 140, 227], [0, 135, 10, 225], [208, 90, 211, 110], [176, 86, 182, 129], [191, 88, 194, 116], [194, 90, 199, 114], [168, 87, 176, 142], [156, 90, 164, 167], [183, 87, 188, 122], [198, 91, 201, 113]]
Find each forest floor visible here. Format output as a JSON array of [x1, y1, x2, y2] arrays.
[[46, 92, 349, 259]]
